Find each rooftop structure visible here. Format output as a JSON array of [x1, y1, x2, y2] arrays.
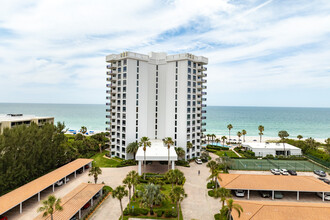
[[34, 183, 104, 220], [242, 142, 302, 157], [0, 114, 54, 134], [232, 200, 330, 220], [105, 51, 208, 160], [0, 159, 93, 215]]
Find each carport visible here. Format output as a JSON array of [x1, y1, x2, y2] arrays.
[[34, 183, 104, 220], [136, 139, 177, 175], [0, 158, 93, 216], [218, 173, 330, 201]]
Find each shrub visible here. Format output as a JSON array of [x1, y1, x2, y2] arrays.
[[140, 208, 149, 215], [264, 154, 274, 159], [208, 190, 215, 197], [171, 208, 178, 217], [207, 181, 215, 189], [130, 208, 140, 216], [214, 213, 221, 220], [123, 208, 129, 215], [156, 210, 164, 217], [165, 210, 172, 218], [117, 159, 137, 167], [103, 185, 113, 194], [175, 160, 190, 167]]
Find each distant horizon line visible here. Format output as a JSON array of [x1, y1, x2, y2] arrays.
[[0, 102, 330, 109]]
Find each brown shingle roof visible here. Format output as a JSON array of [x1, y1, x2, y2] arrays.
[[218, 174, 330, 192], [34, 183, 104, 220], [231, 200, 330, 220], [0, 158, 93, 215]]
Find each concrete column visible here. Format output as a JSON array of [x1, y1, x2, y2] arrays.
[[247, 190, 250, 200], [20, 202, 22, 214], [297, 191, 299, 200], [83, 166, 85, 173], [79, 209, 81, 219], [91, 198, 93, 207], [171, 161, 175, 170], [138, 161, 142, 175], [64, 176, 67, 184], [38, 192, 40, 201], [272, 191, 274, 200], [90, 162, 92, 167], [74, 171, 76, 178], [53, 184, 55, 192], [100, 189, 103, 196], [323, 192, 325, 202]]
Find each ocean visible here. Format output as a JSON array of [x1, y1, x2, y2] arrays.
[[0, 103, 329, 139]]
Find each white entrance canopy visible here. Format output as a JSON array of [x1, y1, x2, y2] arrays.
[[136, 139, 178, 175]]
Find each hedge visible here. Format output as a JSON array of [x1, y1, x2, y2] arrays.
[[208, 190, 215, 197], [207, 181, 215, 189], [176, 160, 190, 167]]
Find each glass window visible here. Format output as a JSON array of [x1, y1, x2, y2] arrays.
[[188, 68, 191, 73], [188, 60, 191, 66]]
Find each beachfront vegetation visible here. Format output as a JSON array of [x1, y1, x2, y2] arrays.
[[258, 125, 264, 143], [227, 124, 233, 142], [242, 130, 247, 142], [37, 195, 63, 219], [126, 142, 139, 160], [0, 122, 108, 196]]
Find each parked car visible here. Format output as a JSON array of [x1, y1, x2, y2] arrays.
[[93, 192, 100, 200], [82, 202, 91, 210], [280, 169, 289, 175], [274, 191, 283, 199], [195, 158, 202, 164], [316, 192, 330, 201], [318, 177, 330, 184], [61, 177, 70, 183], [77, 168, 83, 174], [259, 191, 271, 198], [288, 170, 297, 176], [234, 190, 245, 197], [314, 170, 326, 177], [271, 169, 280, 175], [84, 165, 90, 169], [55, 180, 64, 187], [0, 215, 8, 220]]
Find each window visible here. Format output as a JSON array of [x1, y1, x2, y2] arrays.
[[118, 61, 121, 66], [188, 81, 191, 86], [136, 100, 138, 105], [123, 66, 127, 72], [123, 100, 126, 105], [118, 67, 122, 73], [187, 88, 191, 93], [136, 94, 139, 99], [176, 75, 178, 80], [123, 59, 127, 65], [193, 69, 196, 74], [188, 68, 191, 73], [136, 87, 139, 92], [137, 74, 139, 79], [175, 101, 177, 106], [188, 75, 191, 80], [156, 72, 158, 76], [188, 94, 191, 99], [176, 61, 178, 67], [193, 62, 196, 68], [188, 60, 191, 66], [176, 68, 178, 73], [123, 80, 127, 85], [156, 65, 158, 70], [137, 67, 139, 73], [137, 60, 139, 66], [137, 81, 139, 86]]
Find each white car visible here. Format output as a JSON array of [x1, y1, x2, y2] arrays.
[[271, 169, 280, 175], [316, 192, 330, 201], [280, 169, 289, 175], [234, 190, 245, 197], [195, 158, 202, 164], [55, 180, 64, 187]]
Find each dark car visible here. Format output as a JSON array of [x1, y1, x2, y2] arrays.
[[0, 215, 8, 220], [77, 168, 83, 174], [84, 165, 90, 169], [314, 170, 326, 177], [82, 202, 91, 210], [259, 191, 271, 198], [93, 192, 100, 200], [288, 170, 297, 176], [318, 177, 330, 184]]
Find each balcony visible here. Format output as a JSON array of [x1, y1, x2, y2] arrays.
[[106, 115, 111, 119], [106, 64, 111, 69], [111, 83, 116, 88], [202, 92, 207, 95], [202, 104, 207, 107], [105, 121, 111, 125], [106, 84, 110, 88], [106, 96, 110, 100], [106, 90, 111, 94], [201, 122, 206, 126], [201, 116, 206, 120], [202, 67, 207, 71], [111, 76, 117, 82], [202, 128, 206, 132], [202, 98, 207, 101], [105, 127, 110, 131], [201, 110, 206, 114], [106, 77, 111, 81], [106, 103, 111, 106], [202, 73, 207, 77], [202, 79, 207, 83], [202, 85, 207, 89]]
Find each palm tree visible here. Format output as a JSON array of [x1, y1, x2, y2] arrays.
[[221, 198, 243, 220], [139, 183, 165, 214], [112, 185, 128, 220], [165, 169, 185, 189], [215, 138, 220, 145], [258, 125, 264, 143], [221, 136, 227, 147], [227, 124, 233, 143], [206, 134, 211, 144], [242, 130, 247, 142], [139, 136, 151, 179], [278, 130, 289, 156], [126, 142, 139, 160], [216, 156, 232, 173], [123, 174, 133, 211], [80, 126, 87, 134], [237, 131, 242, 146], [305, 137, 316, 150], [88, 163, 102, 184], [163, 137, 174, 171], [37, 195, 63, 220], [175, 147, 185, 160], [207, 160, 218, 182], [216, 187, 232, 207], [297, 135, 303, 140], [128, 170, 139, 195], [186, 141, 193, 159], [169, 186, 187, 218], [207, 168, 221, 190], [211, 134, 216, 145]]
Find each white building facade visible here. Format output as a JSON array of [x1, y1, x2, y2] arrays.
[[106, 52, 208, 160], [242, 142, 302, 157]]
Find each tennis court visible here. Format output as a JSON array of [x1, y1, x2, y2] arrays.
[[231, 159, 328, 172]]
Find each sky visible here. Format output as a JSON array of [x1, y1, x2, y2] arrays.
[[0, 0, 330, 107]]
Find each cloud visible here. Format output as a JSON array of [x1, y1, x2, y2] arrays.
[[0, 0, 330, 107]]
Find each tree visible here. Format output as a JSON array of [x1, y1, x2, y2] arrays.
[[128, 170, 139, 195], [325, 138, 330, 155], [165, 169, 185, 189], [242, 130, 247, 142], [305, 137, 316, 150], [126, 142, 139, 160], [169, 186, 187, 218], [112, 185, 128, 220], [211, 134, 216, 145], [207, 134, 211, 144], [216, 156, 232, 173], [175, 147, 185, 160], [258, 125, 264, 143], [227, 124, 233, 143], [80, 126, 87, 135], [215, 187, 232, 207], [221, 136, 227, 147], [237, 132, 242, 146], [297, 135, 303, 140], [163, 137, 174, 171], [37, 195, 63, 220], [220, 198, 243, 220], [278, 130, 289, 156], [123, 174, 133, 211], [215, 138, 220, 145], [186, 141, 193, 159], [88, 163, 102, 184], [139, 137, 151, 179], [139, 183, 165, 214]]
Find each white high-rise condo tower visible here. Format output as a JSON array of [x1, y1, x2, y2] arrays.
[[106, 52, 208, 160]]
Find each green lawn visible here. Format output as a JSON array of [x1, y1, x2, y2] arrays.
[[214, 150, 239, 158], [91, 152, 123, 167]]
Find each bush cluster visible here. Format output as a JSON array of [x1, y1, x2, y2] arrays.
[[208, 190, 215, 197], [207, 181, 216, 189], [206, 145, 229, 151], [117, 159, 137, 167], [175, 160, 190, 167]]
